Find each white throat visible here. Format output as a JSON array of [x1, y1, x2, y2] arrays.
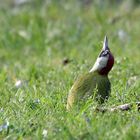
[[89, 56, 109, 73]]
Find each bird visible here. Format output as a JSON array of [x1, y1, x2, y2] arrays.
[[66, 36, 114, 110]]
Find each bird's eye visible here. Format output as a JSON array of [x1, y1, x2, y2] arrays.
[[99, 50, 109, 57], [103, 51, 108, 56]]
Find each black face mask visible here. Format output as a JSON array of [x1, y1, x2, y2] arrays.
[[99, 50, 109, 57]]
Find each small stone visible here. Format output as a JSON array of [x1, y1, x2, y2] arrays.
[[0, 120, 9, 132], [42, 129, 48, 138], [110, 103, 132, 112], [117, 104, 132, 111], [34, 99, 40, 104], [15, 80, 22, 88]]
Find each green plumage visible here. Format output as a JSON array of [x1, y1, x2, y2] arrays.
[[66, 72, 111, 110]]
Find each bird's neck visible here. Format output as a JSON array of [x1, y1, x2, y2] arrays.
[[89, 54, 114, 76], [90, 69, 108, 76], [100, 53, 114, 75]]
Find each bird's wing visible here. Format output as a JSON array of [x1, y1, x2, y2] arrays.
[[67, 73, 96, 109]]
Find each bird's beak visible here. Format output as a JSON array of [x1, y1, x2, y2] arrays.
[[103, 36, 109, 51]]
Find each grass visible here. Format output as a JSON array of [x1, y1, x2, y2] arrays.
[[0, 0, 140, 139]]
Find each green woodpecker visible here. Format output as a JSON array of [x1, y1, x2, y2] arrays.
[[67, 36, 114, 110]]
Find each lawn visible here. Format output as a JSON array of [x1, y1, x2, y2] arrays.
[[0, 0, 140, 139]]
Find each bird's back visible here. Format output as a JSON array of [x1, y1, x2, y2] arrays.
[[66, 72, 111, 110]]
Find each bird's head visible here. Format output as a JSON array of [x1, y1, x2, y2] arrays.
[[90, 36, 114, 75]]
